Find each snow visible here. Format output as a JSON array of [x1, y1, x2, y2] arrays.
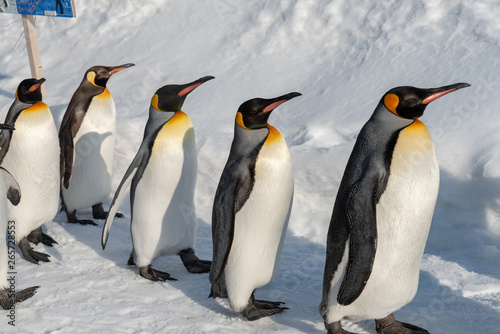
[[1, 0, 500, 333]]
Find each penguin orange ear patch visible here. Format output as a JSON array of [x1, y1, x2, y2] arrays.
[[87, 71, 97, 86], [235, 112, 249, 129], [151, 94, 161, 111], [384, 93, 399, 115]]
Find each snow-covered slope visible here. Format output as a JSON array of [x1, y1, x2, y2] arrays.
[[0, 1, 499, 333]]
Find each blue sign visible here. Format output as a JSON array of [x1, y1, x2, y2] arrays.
[[0, 0, 76, 18]]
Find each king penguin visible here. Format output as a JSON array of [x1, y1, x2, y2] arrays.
[[0, 78, 60, 264], [209, 92, 301, 321], [102, 76, 214, 281], [319, 83, 470, 334], [59, 63, 134, 225], [0, 160, 39, 309]]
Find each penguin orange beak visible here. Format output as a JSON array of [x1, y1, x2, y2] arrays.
[[422, 82, 471, 104], [108, 63, 135, 76], [178, 76, 215, 96], [263, 92, 302, 113], [28, 78, 46, 92]]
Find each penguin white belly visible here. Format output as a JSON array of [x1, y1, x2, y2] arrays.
[[131, 111, 197, 267], [225, 127, 293, 312], [0, 177, 7, 289], [1, 103, 60, 243], [325, 120, 439, 323], [62, 90, 116, 212]]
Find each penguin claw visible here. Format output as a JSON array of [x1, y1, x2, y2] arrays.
[[26, 249, 51, 264], [185, 259, 211, 274], [139, 265, 177, 282], [92, 203, 123, 220], [40, 232, 58, 246], [253, 299, 286, 308], [70, 219, 98, 226], [0, 286, 40, 309], [65, 210, 98, 225], [240, 302, 288, 321], [375, 314, 430, 334], [127, 252, 135, 266], [15, 286, 40, 304], [325, 321, 357, 334], [28, 227, 58, 246], [19, 238, 51, 264], [179, 249, 211, 273], [92, 211, 123, 220]]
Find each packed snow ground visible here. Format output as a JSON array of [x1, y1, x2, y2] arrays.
[[1, 1, 500, 333]]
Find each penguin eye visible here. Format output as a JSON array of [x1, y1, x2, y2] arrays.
[[249, 107, 259, 114], [406, 97, 419, 104]]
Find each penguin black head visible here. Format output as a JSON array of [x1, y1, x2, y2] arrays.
[[236, 92, 302, 129], [85, 63, 135, 87], [151, 76, 215, 112], [382, 82, 471, 119], [16, 78, 45, 103]]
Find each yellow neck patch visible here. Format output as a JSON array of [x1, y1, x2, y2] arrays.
[[95, 88, 111, 100], [21, 102, 49, 116], [235, 112, 249, 129], [152, 111, 194, 155], [394, 119, 433, 154], [265, 125, 283, 145], [87, 71, 100, 87], [405, 119, 428, 133], [384, 93, 399, 115]]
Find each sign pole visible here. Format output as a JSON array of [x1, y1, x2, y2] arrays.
[[21, 14, 45, 95]]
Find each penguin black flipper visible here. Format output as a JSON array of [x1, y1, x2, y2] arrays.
[[210, 156, 256, 287], [0, 100, 27, 164], [0, 166, 21, 205], [59, 101, 87, 189], [336, 161, 383, 306], [101, 146, 149, 250], [210, 120, 268, 292]]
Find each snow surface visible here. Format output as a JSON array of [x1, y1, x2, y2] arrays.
[[1, 0, 500, 333]]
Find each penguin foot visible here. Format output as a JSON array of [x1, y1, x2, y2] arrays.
[[253, 299, 286, 309], [92, 203, 124, 220], [0, 286, 40, 309], [240, 300, 288, 321], [66, 210, 97, 226], [19, 238, 51, 264], [179, 248, 211, 273], [127, 252, 135, 266], [27, 226, 58, 246], [325, 321, 357, 334], [139, 265, 177, 282], [375, 314, 430, 334]]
